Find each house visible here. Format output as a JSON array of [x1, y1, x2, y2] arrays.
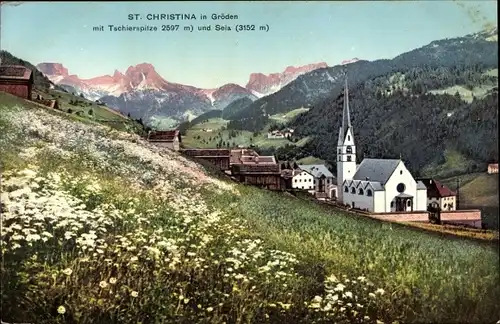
[[291, 169, 315, 192], [0, 65, 34, 100], [488, 163, 498, 174], [418, 178, 457, 211], [267, 130, 285, 139], [267, 129, 294, 139], [181, 149, 231, 171], [147, 130, 181, 151], [336, 74, 427, 213], [298, 164, 336, 198]]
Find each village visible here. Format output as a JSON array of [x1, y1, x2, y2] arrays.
[[146, 76, 496, 230], [0, 65, 496, 230]]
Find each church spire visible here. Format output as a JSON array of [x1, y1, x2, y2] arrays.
[[342, 71, 352, 139]]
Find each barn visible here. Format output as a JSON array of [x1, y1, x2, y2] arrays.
[[181, 149, 231, 171], [0, 65, 34, 100], [231, 163, 282, 190], [147, 130, 181, 151]]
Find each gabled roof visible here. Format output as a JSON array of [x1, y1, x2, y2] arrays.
[[298, 164, 334, 178], [344, 179, 384, 191], [148, 130, 180, 142], [417, 181, 427, 190], [418, 178, 456, 197], [353, 158, 401, 184], [292, 169, 313, 178], [230, 149, 259, 164], [0, 65, 33, 81], [182, 149, 230, 157]]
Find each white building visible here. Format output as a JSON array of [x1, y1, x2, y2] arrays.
[[292, 169, 315, 191], [267, 129, 293, 139], [336, 75, 427, 213], [418, 178, 457, 211], [298, 164, 337, 199]]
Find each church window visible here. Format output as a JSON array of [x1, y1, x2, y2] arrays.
[[338, 149, 341, 155], [347, 156, 352, 162], [344, 186, 348, 192], [400, 170, 403, 175], [367, 189, 373, 196], [346, 146, 352, 154], [396, 183, 406, 193], [358, 188, 364, 195], [338, 156, 342, 161], [327, 179, 330, 184], [347, 135, 350, 141], [407, 200, 411, 207], [351, 187, 356, 194]]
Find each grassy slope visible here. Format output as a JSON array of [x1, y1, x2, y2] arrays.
[[427, 68, 498, 103], [212, 187, 500, 323], [1, 96, 499, 324], [422, 148, 475, 179], [1, 89, 141, 133], [441, 172, 499, 229], [183, 108, 312, 149]]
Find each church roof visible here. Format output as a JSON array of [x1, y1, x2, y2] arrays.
[[298, 164, 334, 178], [343, 179, 384, 191], [417, 181, 427, 190], [353, 158, 401, 185]]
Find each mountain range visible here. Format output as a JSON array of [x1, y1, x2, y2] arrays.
[[225, 27, 498, 128], [36, 61, 331, 123]]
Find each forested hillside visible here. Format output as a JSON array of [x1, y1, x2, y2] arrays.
[[257, 65, 498, 177], [225, 29, 497, 132]]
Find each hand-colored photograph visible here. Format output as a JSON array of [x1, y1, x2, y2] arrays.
[[0, 1, 498, 323]]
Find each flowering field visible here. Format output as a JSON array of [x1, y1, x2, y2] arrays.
[[1, 96, 499, 324]]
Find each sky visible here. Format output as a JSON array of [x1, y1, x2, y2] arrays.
[[1, 1, 497, 89]]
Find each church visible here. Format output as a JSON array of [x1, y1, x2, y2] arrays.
[[336, 75, 428, 213]]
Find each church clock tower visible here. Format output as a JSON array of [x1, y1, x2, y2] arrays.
[[336, 73, 357, 204]]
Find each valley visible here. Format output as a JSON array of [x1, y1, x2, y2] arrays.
[[182, 107, 311, 149]]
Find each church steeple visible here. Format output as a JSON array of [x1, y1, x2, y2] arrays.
[[341, 72, 354, 144], [336, 71, 357, 204], [342, 74, 352, 136]]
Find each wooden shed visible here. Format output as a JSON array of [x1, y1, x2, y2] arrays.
[[0, 65, 34, 100], [181, 149, 231, 171], [231, 163, 282, 190], [147, 130, 181, 151]]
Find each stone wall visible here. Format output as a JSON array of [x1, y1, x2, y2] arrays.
[[369, 210, 482, 228]]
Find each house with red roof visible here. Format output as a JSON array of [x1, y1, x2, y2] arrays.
[[418, 178, 457, 211]]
